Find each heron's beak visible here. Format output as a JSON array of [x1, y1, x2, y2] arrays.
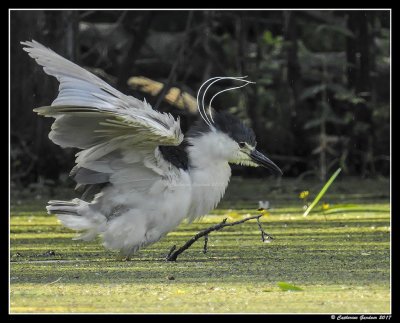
[[250, 150, 283, 175]]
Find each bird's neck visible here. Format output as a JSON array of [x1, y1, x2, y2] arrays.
[[185, 132, 232, 221]]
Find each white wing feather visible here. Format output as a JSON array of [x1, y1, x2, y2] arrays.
[[22, 40, 184, 187]]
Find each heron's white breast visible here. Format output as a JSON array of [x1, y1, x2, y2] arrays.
[[186, 162, 231, 221], [186, 130, 234, 221]]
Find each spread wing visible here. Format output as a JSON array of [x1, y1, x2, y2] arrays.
[[22, 40, 184, 190]]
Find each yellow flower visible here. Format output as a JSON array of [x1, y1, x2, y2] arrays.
[[299, 191, 309, 199], [323, 203, 330, 210], [257, 208, 269, 216]]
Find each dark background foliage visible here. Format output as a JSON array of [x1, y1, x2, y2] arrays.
[[10, 9, 390, 191]]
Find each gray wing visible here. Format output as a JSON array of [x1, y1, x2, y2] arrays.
[[22, 40, 184, 188]]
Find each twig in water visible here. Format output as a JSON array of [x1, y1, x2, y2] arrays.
[[203, 234, 209, 254], [165, 245, 177, 261], [257, 216, 274, 241], [165, 214, 271, 261]]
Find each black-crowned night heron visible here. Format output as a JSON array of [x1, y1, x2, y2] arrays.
[[22, 40, 282, 259]]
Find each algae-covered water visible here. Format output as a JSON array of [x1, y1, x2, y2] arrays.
[[9, 177, 391, 313]]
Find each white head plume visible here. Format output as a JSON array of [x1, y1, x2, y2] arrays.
[[196, 76, 255, 127]]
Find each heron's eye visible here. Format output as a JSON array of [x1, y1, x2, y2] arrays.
[[238, 142, 246, 149]]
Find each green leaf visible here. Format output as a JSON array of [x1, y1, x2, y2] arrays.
[[315, 24, 355, 38], [277, 282, 303, 291], [322, 204, 362, 214], [299, 84, 326, 101], [303, 168, 342, 216], [303, 118, 323, 129], [325, 204, 359, 209], [263, 30, 275, 44]]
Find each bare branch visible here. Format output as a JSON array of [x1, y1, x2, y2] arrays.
[[165, 214, 271, 261]]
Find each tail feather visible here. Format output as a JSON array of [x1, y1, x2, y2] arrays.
[[47, 199, 84, 215], [46, 198, 106, 241]]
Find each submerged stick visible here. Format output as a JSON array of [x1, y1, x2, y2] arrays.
[[203, 234, 209, 254], [165, 214, 271, 261]]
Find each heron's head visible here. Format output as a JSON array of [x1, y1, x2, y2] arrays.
[[213, 111, 282, 174], [187, 76, 282, 175], [187, 110, 282, 175]]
